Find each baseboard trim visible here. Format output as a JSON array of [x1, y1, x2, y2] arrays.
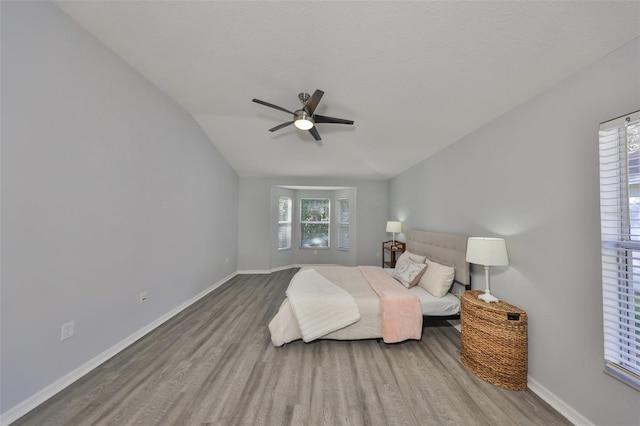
[[449, 322, 591, 425], [526, 377, 594, 426], [447, 319, 461, 331], [239, 264, 339, 275], [269, 264, 297, 273], [0, 272, 237, 426]]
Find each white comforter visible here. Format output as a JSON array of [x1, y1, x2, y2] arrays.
[[284, 268, 361, 342], [269, 266, 383, 346]]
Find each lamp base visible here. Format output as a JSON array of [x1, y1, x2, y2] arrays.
[[478, 291, 499, 303]]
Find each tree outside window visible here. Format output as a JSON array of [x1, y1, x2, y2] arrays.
[[300, 198, 330, 248]]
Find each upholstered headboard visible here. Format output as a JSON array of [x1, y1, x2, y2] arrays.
[[405, 229, 470, 287]]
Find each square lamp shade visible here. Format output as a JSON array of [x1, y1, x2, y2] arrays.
[[465, 237, 509, 303]]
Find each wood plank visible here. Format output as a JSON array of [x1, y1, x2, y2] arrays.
[[14, 269, 572, 426]]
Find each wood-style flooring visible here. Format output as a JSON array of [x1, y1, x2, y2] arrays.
[[14, 268, 572, 426]]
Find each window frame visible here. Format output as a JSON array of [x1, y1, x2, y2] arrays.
[[337, 198, 350, 251], [299, 198, 330, 249], [599, 110, 640, 392], [277, 195, 292, 251]]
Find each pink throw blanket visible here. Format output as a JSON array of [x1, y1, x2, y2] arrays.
[[358, 266, 422, 343]]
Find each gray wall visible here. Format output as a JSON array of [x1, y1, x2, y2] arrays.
[[1, 1, 239, 413], [390, 38, 640, 425], [239, 178, 388, 272]]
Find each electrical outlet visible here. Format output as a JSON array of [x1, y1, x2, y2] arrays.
[[313, 250, 317, 255], [61, 321, 74, 341], [376, 252, 380, 258], [225, 257, 229, 264], [140, 291, 147, 304]]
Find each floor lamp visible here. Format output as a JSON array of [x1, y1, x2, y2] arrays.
[[465, 237, 509, 303]]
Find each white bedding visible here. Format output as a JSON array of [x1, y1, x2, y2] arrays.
[[269, 229, 469, 346], [269, 266, 382, 346], [285, 268, 361, 342], [385, 268, 461, 316], [269, 265, 461, 346], [409, 286, 460, 316]]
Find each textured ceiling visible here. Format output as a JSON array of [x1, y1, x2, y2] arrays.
[[54, 1, 640, 180]]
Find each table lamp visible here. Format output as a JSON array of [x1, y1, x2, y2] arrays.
[[386, 221, 402, 245], [465, 237, 509, 303]]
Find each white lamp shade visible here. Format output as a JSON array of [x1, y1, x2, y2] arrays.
[[386, 221, 402, 233], [465, 237, 509, 266]]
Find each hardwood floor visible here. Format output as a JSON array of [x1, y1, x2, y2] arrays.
[[14, 269, 572, 426]]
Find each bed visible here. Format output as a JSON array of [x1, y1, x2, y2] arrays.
[[268, 229, 470, 346]]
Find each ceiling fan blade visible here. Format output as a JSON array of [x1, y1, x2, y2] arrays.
[[314, 114, 354, 125], [269, 121, 294, 132], [252, 98, 294, 115], [304, 89, 324, 115], [308, 126, 322, 141]]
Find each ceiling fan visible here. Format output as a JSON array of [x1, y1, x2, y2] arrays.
[[252, 89, 354, 141]]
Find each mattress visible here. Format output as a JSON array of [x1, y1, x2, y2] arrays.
[[384, 268, 461, 316], [409, 286, 461, 316]]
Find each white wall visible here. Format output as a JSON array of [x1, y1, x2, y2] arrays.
[[1, 1, 239, 415], [239, 178, 388, 272], [390, 38, 640, 425]]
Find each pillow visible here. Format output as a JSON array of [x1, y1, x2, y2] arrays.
[[418, 258, 455, 297], [392, 259, 428, 288], [395, 250, 426, 270]]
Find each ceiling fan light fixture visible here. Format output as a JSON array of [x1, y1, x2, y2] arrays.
[[252, 90, 352, 142], [294, 110, 314, 130]]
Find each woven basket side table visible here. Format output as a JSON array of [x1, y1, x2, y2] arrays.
[[460, 290, 528, 390]]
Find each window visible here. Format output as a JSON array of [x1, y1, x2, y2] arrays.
[[338, 198, 349, 250], [278, 196, 292, 250], [599, 110, 640, 391], [300, 198, 330, 248]]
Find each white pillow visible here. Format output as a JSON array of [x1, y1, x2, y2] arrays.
[[395, 250, 426, 270], [393, 259, 427, 288], [418, 258, 455, 297]]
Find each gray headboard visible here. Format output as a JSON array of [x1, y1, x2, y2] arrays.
[[405, 229, 470, 287]]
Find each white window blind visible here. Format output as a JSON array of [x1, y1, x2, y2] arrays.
[[338, 198, 350, 250], [599, 110, 640, 391], [278, 196, 292, 250]]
